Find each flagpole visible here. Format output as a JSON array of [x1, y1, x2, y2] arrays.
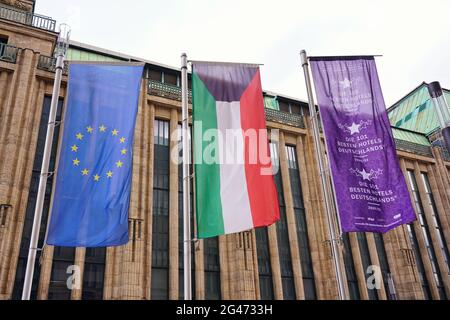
[[181, 53, 192, 300], [300, 50, 347, 300], [21, 25, 70, 300]]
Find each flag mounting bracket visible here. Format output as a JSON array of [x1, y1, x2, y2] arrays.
[[183, 173, 195, 181], [306, 54, 383, 60], [29, 247, 44, 251], [323, 238, 343, 246], [48, 120, 63, 127], [188, 60, 264, 67], [41, 172, 55, 178]]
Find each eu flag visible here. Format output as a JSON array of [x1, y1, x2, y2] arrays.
[[46, 63, 144, 247]]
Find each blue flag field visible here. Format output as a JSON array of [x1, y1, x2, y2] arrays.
[[46, 62, 143, 247]]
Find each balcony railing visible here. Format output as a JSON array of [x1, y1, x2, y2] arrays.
[[0, 4, 56, 32], [37, 55, 69, 75], [265, 108, 306, 129], [148, 80, 307, 128], [0, 42, 18, 63], [148, 79, 192, 103], [394, 139, 433, 157]]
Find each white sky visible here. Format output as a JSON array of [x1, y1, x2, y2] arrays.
[[36, 0, 450, 106]]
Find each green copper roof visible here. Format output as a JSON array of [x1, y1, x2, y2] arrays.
[[388, 83, 450, 136], [66, 47, 123, 62], [391, 127, 430, 146], [264, 96, 279, 110]]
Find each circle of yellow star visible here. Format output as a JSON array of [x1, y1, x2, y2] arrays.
[[121, 148, 127, 155], [116, 160, 123, 168], [119, 137, 126, 143], [71, 145, 78, 152], [81, 169, 89, 176], [87, 126, 93, 133], [99, 125, 107, 132], [73, 158, 80, 166], [93, 174, 100, 182], [112, 129, 119, 136], [106, 171, 113, 178], [76, 133, 84, 140]]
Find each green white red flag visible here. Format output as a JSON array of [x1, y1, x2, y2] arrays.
[[192, 62, 280, 239]]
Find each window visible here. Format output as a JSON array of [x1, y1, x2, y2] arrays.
[[48, 247, 76, 300], [407, 170, 447, 299], [286, 146, 316, 299], [289, 103, 302, 115], [277, 100, 304, 115], [148, 69, 162, 82], [0, 35, 8, 57], [421, 173, 450, 276], [270, 143, 296, 299], [12, 96, 64, 299], [204, 237, 221, 300], [82, 248, 106, 300], [373, 233, 394, 299], [356, 233, 379, 300], [151, 120, 170, 300], [256, 227, 274, 300], [163, 72, 178, 86], [278, 101, 290, 113], [342, 233, 361, 300]]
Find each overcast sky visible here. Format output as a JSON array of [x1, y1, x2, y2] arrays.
[[36, 0, 450, 106]]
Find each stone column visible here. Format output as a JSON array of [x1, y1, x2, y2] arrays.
[[382, 225, 424, 300], [349, 233, 369, 300], [226, 232, 257, 300], [296, 135, 326, 299], [71, 247, 86, 300], [365, 233, 387, 300], [195, 239, 205, 300], [113, 79, 148, 299], [103, 247, 115, 299], [250, 229, 261, 300], [168, 108, 179, 299], [0, 49, 42, 298], [143, 103, 155, 299], [302, 118, 338, 299], [267, 224, 283, 299], [36, 245, 54, 299]]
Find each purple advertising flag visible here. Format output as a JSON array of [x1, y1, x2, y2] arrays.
[[310, 57, 416, 233]]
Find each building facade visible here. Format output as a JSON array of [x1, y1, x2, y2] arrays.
[[0, 0, 449, 300]]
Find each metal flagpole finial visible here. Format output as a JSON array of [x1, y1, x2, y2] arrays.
[[300, 50, 308, 66], [56, 23, 71, 56]]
